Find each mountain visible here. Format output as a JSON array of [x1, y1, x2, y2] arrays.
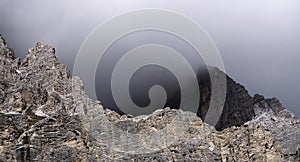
[[0, 35, 299, 161]]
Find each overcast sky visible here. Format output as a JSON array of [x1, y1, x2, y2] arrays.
[[0, 0, 299, 117]]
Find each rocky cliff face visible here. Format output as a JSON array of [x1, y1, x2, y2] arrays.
[[0, 35, 299, 161]]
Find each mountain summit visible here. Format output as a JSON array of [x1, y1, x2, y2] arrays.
[[0, 35, 299, 161]]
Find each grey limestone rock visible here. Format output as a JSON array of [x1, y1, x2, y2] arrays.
[[0, 35, 298, 161]]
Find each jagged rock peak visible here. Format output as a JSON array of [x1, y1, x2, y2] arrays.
[[22, 42, 58, 68], [0, 35, 6, 46], [0, 35, 299, 161], [0, 35, 15, 60]]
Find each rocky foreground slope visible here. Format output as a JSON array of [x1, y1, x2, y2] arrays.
[[0, 35, 299, 161]]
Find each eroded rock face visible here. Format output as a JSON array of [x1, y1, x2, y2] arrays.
[[169, 66, 256, 131], [247, 95, 300, 161], [0, 35, 299, 161]]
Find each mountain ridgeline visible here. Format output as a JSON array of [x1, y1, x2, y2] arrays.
[[0, 35, 299, 161]]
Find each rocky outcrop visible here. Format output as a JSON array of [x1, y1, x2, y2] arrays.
[[0, 35, 299, 161], [248, 95, 300, 161]]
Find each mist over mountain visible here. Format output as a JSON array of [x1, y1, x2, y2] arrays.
[[1, 0, 299, 117], [0, 1, 299, 161]]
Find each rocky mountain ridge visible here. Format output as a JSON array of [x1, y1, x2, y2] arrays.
[[0, 35, 299, 161]]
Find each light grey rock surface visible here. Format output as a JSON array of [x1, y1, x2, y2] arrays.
[[246, 95, 300, 161]]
